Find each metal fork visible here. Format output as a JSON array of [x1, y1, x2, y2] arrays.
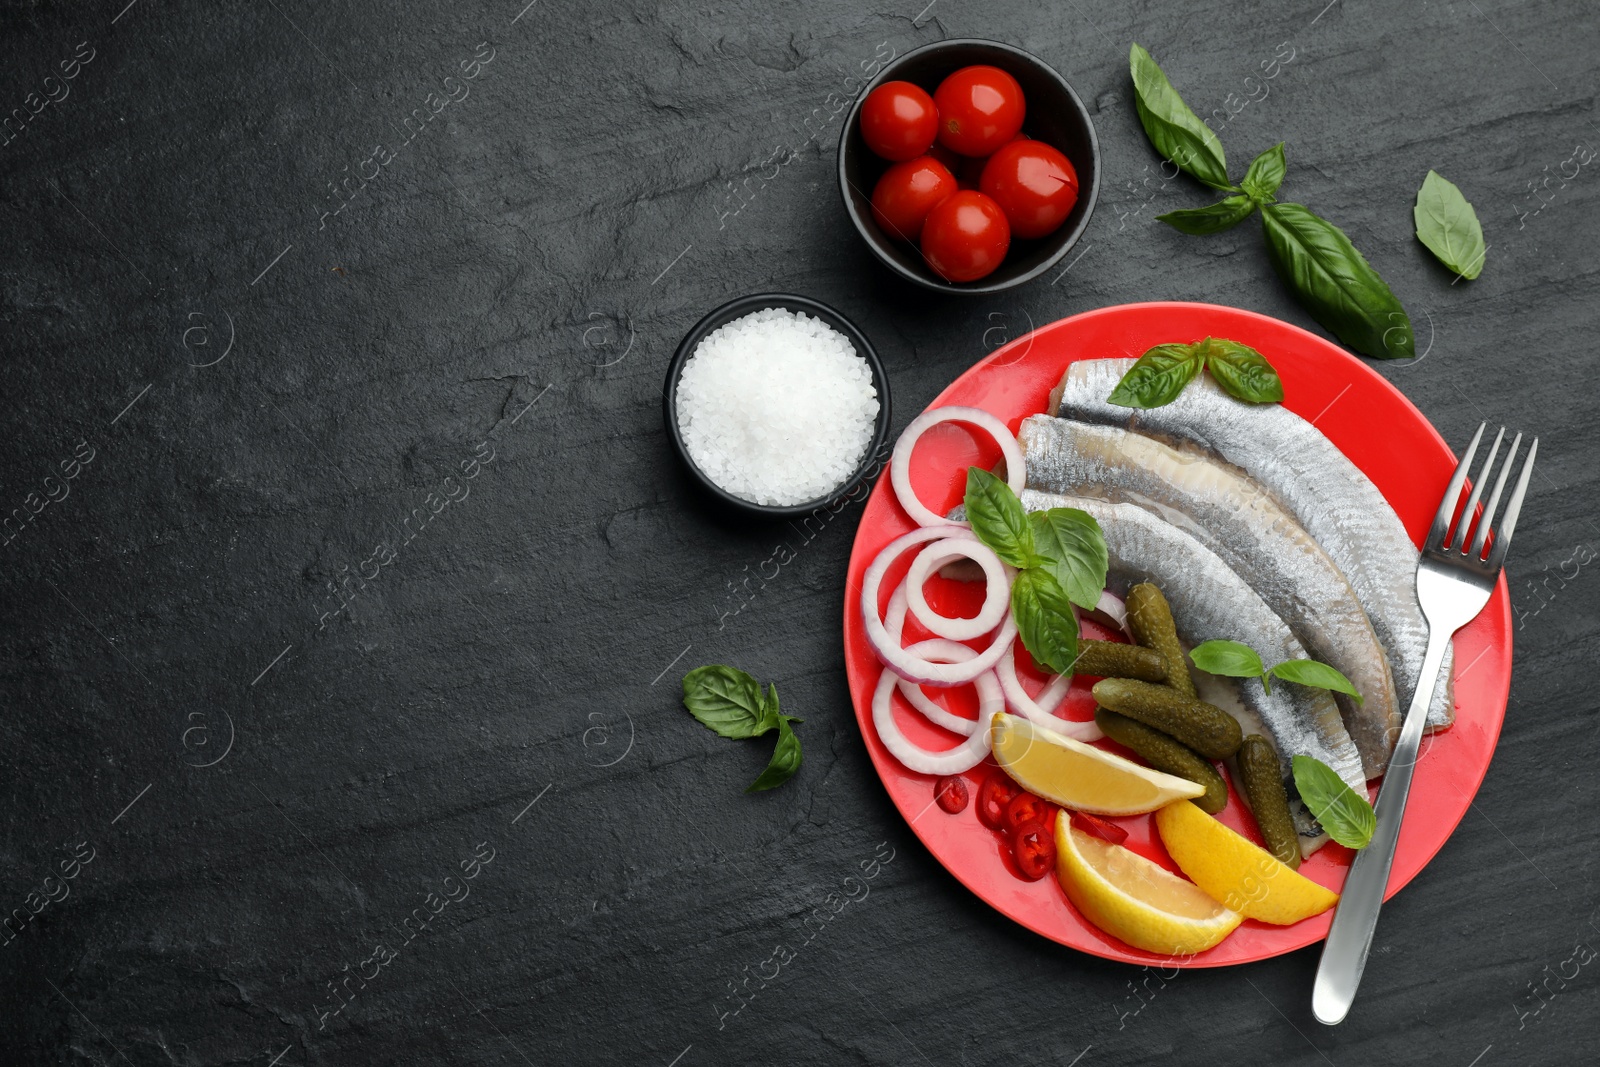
[[1312, 422, 1538, 1025]]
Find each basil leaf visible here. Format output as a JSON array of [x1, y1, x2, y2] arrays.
[[1414, 170, 1485, 280], [1027, 508, 1109, 611], [1269, 659, 1364, 705], [1291, 755, 1376, 849], [1129, 43, 1233, 191], [1010, 569, 1079, 677], [1106, 343, 1205, 409], [1200, 338, 1284, 404], [682, 665, 776, 739], [1241, 142, 1287, 203], [1260, 202, 1414, 360], [1189, 639, 1266, 679], [1158, 195, 1257, 236], [746, 713, 802, 793], [964, 467, 1034, 569]]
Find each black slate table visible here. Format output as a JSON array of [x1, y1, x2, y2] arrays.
[[3, 1, 1597, 1064]]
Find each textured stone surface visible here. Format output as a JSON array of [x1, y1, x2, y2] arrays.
[[2, 1, 1597, 1064]]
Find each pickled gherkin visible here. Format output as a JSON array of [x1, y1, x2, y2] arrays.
[[1238, 734, 1301, 869], [1126, 583, 1196, 697], [1095, 708, 1228, 813], [1090, 677, 1242, 760], [1074, 639, 1168, 682]]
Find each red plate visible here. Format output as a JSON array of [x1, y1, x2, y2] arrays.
[[842, 302, 1511, 967]]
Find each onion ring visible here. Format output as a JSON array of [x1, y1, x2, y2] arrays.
[[872, 652, 1001, 775], [883, 586, 981, 736], [896, 651, 983, 737], [995, 644, 1102, 741], [890, 406, 1025, 528], [904, 537, 1009, 641], [862, 526, 1016, 687]]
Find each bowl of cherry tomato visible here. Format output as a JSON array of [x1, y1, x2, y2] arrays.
[[838, 39, 1100, 294]]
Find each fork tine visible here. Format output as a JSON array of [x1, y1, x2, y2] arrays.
[[1453, 426, 1504, 552], [1428, 423, 1484, 549], [1469, 432, 1520, 558], [1487, 437, 1537, 571]]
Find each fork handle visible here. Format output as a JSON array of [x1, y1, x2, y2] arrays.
[[1311, 628, 1453, 1025]]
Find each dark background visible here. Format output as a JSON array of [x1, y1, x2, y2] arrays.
[[2, 0, 1597, 1064]]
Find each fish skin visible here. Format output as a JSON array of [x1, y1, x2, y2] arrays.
[[1019, 415, 1401, 779], [1054, 358, 1455, 765], [1013, 489, 1368, 847]]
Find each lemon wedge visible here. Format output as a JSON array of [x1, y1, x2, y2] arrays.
[[991, 711, 1204, 815], [1054, 815, 1242, 955], [1155, 800, 1339, 925]]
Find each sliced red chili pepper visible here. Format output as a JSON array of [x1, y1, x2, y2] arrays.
[[1003, 791, 1053, 835], [1069, 809, 1130, 846], [1010, 822, 1057, 881], [933, 775, 969, 814], [976, 771, 1022, 830]]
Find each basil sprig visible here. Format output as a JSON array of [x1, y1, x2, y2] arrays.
[[1189, 639, 1363, 704], [1292, 755, 1376, 849], [1107, 336, 1283, 409], [1155, 141, 1285, 233], [681, 665, 803, 792], [1132, 45, 1414, 360], [962, 468, 1108, 676], [1413, 170, 1485, 280]]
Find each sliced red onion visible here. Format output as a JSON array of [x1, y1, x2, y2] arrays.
[[883, 581, 913, 642], [896, 654, 982, 737], [872, 652, 1001, 775], [904, 537, 1009, 641], [890, 405, 1025, 528], [995, 644, 1102, 741], [884, 582, 983, 717], [883, 586, 981, 736], [862, 527, 1016, 687], [1084, 589, 1132, 638]]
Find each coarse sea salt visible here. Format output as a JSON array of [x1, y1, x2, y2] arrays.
[[676, 307, 879, 507]]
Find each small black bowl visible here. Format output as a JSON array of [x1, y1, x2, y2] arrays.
[[662, 293, 893, 520], [838, 39, 1100, 295]]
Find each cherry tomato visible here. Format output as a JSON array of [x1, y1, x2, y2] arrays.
[[1069, 809, 1130, 846], [976, 770, 1023, 830], [859, 81, 939, 161], [1004, 791, 1053, 834], [920, 190, 1011, 283], [1010, 823, 1057, 881], [870, 156, 957, 242], [934, 775, 969, 814], [934, 65, 1026, 157], [979, 139, 1080, 239]]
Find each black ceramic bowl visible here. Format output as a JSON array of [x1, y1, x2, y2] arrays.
[[663, 293, 893, 520], [838, 39, 1100, 295]]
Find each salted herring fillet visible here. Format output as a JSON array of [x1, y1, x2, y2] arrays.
[[1052, 359, 1455, 771], [1019, 415, 1401, 779], [1012, 490, 1366, 855]]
